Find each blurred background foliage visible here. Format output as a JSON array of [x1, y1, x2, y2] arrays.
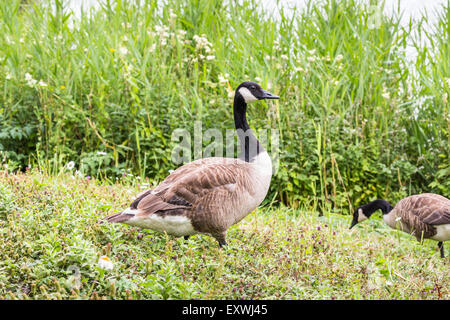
[[0, 0, 448, 214]]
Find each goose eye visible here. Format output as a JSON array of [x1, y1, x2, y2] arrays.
[[250, 86, 256, 90]]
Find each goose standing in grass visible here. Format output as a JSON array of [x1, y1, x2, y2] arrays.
[[104, 81, 279, 247], [350, 193, 450, 258]]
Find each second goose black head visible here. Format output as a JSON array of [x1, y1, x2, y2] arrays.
[[349, 199, 393, 229]]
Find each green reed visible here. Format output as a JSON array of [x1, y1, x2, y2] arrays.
[[0, 0, 448, 213]]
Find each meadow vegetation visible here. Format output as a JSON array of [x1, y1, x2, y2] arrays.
[[0, 0, 449, 300], [0, 170, 448, 299]]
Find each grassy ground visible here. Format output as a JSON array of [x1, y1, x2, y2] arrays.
[[0, 169, 448, 300]]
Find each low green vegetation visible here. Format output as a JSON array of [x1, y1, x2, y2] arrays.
[[0, 0, 448, 300], [0, 170, 448, 299]]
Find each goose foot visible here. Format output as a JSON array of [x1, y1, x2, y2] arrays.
[[214, 233, 227, 248], [219, 240, 228, 248], [184, 235, 190, 241]]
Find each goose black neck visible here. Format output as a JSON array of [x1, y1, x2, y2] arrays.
[[233, 94, 263, 162], [234, 94, 250, 132], [363, 199, 394, 216]]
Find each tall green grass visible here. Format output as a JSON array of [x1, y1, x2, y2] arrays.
[[0, 0, 448, 213]]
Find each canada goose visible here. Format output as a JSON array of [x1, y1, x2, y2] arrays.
[[104, 81, 279, 247], [350, 193, 450, 258]]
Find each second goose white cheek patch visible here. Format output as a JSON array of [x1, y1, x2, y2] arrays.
[[358, 208, 367, 222], [238, 87, 258, 103]]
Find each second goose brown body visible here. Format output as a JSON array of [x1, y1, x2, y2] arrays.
[[350, 193, 450, 257]]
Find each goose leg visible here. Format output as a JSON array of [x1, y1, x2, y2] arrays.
[[219, 240, 228, 248], [438, 242, 444, 258], [214, 232, 227, 248]]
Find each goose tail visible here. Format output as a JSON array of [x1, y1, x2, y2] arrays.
[[101, 211, 134, 224]]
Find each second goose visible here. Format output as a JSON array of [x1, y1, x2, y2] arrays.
[[104, 81, 279, 247], [350, 193, 450, 258]]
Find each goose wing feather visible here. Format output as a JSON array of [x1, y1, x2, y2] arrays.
[[134, 157, 252, 218], [395, 194, 450, 238], [422, 209, 450, 225]]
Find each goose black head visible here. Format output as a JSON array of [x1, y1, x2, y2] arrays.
[[349, 199, 393, 229], [235, 81, 280, 104]]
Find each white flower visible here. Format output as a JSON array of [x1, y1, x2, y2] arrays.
[[140, 182, 150, 189], [218, 74, 228, 84], [24, 73, 37, 87], [5, 73, 12, 80], [70, 44, 77, 50], [445, 78, 450, 87], [335, 54, 343, 63], [382, 92, 390, 99], [206, 55, 215, 61], [395, 216, 401, 222], [97, 151, 107, 156], [254, 77, 262, 82], [75, 170, 83, 178], [98, 256, 114, 271], [281, 54, 288, 60], [176, 29, 186, 37], [38, 80, 47, 87], [66, 161, 75, 170], [193, 34, 212, 51], [118, 46, 129, 55], [308, 49, 316, 55], [307, 56, 316, 62]]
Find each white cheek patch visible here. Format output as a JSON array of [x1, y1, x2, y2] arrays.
[[358, 208, 368, 222], [239, 87, 258, 103]]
